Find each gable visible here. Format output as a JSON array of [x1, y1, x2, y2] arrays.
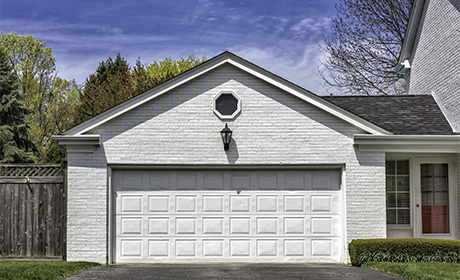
[[62, 52, 390, 137], [85, 63, 369, 165]]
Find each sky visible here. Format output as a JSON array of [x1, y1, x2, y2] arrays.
[[1, 0, 339, 95]]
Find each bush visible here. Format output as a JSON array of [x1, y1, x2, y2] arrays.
[[349, 238, 460, 266]]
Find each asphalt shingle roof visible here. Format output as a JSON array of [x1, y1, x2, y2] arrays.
[[322, 95, 454, 135]]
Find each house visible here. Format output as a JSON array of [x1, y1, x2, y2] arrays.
[[397, 0, 460, 133], [54, 1, 460, 264]]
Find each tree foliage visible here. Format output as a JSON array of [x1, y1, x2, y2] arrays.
[[0, 51, 35, 163], [78, 53, 133, 122], [0, 32, 80, 162], [145, 55, 206, 83], [320, 0, 413, 95], [78, 54, 206, 122]]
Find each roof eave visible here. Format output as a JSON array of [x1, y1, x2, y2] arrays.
[[53, 134, 101, 153], [354, 134, 460, 153], [64, 51, 391, 137]]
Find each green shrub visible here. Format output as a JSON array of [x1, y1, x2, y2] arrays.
[[349, 238, 460, 266]]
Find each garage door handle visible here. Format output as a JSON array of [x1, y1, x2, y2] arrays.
[[416, 204, 419, 207]]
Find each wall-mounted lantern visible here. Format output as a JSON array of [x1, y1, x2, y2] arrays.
[[220, 124, 232, 151]]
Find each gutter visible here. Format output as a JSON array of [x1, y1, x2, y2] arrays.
[[396, 0, 426, 73]]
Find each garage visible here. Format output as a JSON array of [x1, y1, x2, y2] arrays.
[[112, 168, 344, 263]]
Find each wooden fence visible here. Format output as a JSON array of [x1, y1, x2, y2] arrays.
[[0, 164, 66, 259]]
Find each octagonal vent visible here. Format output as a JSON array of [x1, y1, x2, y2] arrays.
[[213, 91, 241, 119]]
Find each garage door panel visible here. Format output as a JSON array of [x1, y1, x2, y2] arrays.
[[203, 173, 225, 190], [114, 169, 343, 263], [283, 195, 305, 212], [230, 174, 251, 190], [284, 173, 306, 190], [149, 173, 170, 190], [148, 195, 169, 212], [203, 195, 224, 212], [175, 195, 197, 212]]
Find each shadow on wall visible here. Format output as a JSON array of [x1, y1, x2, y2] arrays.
[[225, 138, 239, 164], [353, 145, 385, 168]]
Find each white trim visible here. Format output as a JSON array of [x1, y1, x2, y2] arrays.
[[212, 90, 242, 120], [354, 134, 460, 153], [107, 166, 113, 264], [62, 52, 390, 136], [413, 157, 458, 239], [52, 134, 101, 153], [340, 165, 347, 263]]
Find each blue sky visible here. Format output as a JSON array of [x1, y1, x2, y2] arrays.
[[1, 0, 338, 95]]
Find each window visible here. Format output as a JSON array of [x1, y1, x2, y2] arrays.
[[213, 91, 241, 119], [386, 160, 410, 225], [420, 164, 449, 233]]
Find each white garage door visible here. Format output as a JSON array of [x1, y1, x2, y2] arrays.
[[112, 169, 343, 263]]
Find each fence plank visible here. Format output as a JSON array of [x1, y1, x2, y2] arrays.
[[0, 164, 65, 259]]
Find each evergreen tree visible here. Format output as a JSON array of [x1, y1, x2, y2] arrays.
[[78, 54, 206, 123], [0, 51, 35, 163], [77, 53, 133, 122]]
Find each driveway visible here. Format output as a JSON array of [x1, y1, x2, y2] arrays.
[[63, 263, 405, 280]]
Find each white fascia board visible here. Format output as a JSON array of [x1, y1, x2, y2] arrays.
[[64, 52, 390, 136], [226, 59, 391, 135], [354, 134, 460, 153], [397, 0, 426, 72]]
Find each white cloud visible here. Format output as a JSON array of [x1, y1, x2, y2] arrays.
[[290, 17, 331, 39], [230, 45, 334, 96], [250, 15, 289, 33], [1, 19, 171, 50]]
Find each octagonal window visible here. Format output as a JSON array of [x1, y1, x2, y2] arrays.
[[213, 91, 241, 119]]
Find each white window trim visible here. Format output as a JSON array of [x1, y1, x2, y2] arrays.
[[212, 90, 242, 120], [386, 158, 413, 228]]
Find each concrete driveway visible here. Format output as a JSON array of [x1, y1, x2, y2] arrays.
[[63, 263, 405, 280]]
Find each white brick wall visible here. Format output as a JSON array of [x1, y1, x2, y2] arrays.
[[457, 154, 460, 239], [66, 151, 108, 262], [66, 64, 386, 263], [408, 0, 460, 132]]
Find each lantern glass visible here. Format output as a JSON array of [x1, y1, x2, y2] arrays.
[[220, 124, 232, 151]]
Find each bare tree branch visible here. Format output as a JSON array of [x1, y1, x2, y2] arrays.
[[319, 0, 413, 95]]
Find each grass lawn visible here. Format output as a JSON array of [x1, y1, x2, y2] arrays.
[[363, 262, 460, 280], [0, 260, 101, 280]]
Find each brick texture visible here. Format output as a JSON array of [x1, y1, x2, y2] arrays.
[[66, 64, 386, 263], [407, 0, 460, 240], [408, 0, 460, 132]]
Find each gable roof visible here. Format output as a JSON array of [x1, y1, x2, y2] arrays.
[[322, 95, 454, 135], [62, 51, 391, 136]]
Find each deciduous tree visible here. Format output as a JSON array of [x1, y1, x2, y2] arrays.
[[0, 33, 80, 162], [320, 0, 413, 95]]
